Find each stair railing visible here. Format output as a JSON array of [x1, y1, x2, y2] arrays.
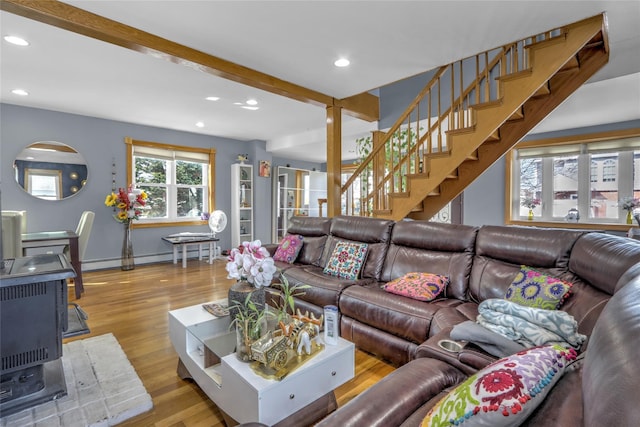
[[342, 26, 564, 216]]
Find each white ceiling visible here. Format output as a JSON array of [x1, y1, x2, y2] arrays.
[[1, 1, 639, 162]]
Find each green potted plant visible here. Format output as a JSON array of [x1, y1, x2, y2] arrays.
[[271, 274, 310, 325], [229, 293, 269, 362]]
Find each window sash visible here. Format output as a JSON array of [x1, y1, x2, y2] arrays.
[[509, 129, 640, 227], [126, 137, 215, 226]]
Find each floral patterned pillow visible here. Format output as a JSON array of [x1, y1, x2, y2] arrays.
[[323, 241, 368, 280], [421, 345, 578, 427], [273, 234, 304, 263], [383, 272, 448, 301], [505, 266, 572, 310]]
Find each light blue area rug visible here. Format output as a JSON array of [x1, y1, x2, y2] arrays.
[[1, 333, 153, 426]]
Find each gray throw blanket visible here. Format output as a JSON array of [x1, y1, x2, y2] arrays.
[[476, 298, 586, 350], [450, 320, 527, 358]]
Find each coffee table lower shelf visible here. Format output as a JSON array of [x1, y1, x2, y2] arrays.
[[169, 303, 355, 426]]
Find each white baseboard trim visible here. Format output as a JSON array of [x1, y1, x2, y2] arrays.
[[82, 249, 225, 272]]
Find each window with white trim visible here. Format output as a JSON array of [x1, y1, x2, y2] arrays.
[[509, 130, 640, 226], [126, 138, 215, 225]]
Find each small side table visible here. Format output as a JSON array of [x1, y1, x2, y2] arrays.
[[162, 234, 219, 268]]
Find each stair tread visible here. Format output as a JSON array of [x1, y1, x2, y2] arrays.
[[389, 192, 410, 198], [523, 32, 568, 50]]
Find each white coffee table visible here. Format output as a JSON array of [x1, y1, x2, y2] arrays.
[[168, 302, 355, 426]]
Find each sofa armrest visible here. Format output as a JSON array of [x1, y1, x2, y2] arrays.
[[415, 329, 496, 375], [316, 358, 466, 427]]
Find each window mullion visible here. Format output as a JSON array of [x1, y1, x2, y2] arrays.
[[619, 151, 634, 218], [541, 157, 554, 220], [577, 150, 590, 220], [167, 159, 177, 220]]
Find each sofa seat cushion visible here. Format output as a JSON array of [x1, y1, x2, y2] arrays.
[[281, 265, 370, 308], [273, 260, 299, 273], [339, 283, 461, 345]]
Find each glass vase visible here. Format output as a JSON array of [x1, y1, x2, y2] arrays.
[[528, 209, 534, 220], [235, 317, 267, 363], [627, 210, 633, 225], [121, 222, 135, 271], [228, 280, 265, 319]]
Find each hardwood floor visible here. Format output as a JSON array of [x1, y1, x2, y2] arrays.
[[65, 259, 395, 426]]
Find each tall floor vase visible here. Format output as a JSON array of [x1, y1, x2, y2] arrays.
[[121, 222, 135, 271]]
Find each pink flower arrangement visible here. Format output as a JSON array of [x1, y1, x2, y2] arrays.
[[226, 240, 277, 288]]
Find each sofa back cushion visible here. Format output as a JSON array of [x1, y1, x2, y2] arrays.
[[380, 221, 478, 300], [582, 273, 640, 427], [468, 226, 587, 302], [560, 233, 640, 336], [286, 216, 331, 266], [569, 232, 640, 295], [320, 216, 394, 280]]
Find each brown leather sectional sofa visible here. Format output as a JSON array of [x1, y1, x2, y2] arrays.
[[270, 216, 640, 364], [317, 265, 640, 426], [266, 215, 640, 425]]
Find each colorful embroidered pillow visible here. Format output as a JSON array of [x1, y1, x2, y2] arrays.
[[273, 234, 304, 263], [323, 241, 368, 280], [421, 345, 578, 427], [383, 272, 448, 301], [505, 266, 572, 310]]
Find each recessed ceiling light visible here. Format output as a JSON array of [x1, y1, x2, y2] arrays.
[[205, 96, 220, 101], [195, 121, 205, 128], [12, 89, 28, 96], [246, 98, 258, 106], [233, 102, 243, 105], [334, 58, 350, 67], [241, 106, 259, 111], [4, 35, 29, 46]]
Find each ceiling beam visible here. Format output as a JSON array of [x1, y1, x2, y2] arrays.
[[1, 0, 379, 122]]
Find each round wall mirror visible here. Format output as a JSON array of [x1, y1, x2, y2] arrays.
[[13, 141, 89, 200]]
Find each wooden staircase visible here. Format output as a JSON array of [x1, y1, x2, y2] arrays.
[[341, 14, 609, 221]]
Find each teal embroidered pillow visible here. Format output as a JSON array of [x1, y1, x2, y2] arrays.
[[383, 272, 448, 301], [421, 345, 578, 427], [323, 241, 368, 280], [273, 234, 304, 263], [505, 266, 572, 310]]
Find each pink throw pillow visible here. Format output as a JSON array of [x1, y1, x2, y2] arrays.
[[383, 272, 448, 301], [273, 234, 304, 263]]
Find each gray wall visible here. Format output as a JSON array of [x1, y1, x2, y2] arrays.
[[0, 103, 322, 269]]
